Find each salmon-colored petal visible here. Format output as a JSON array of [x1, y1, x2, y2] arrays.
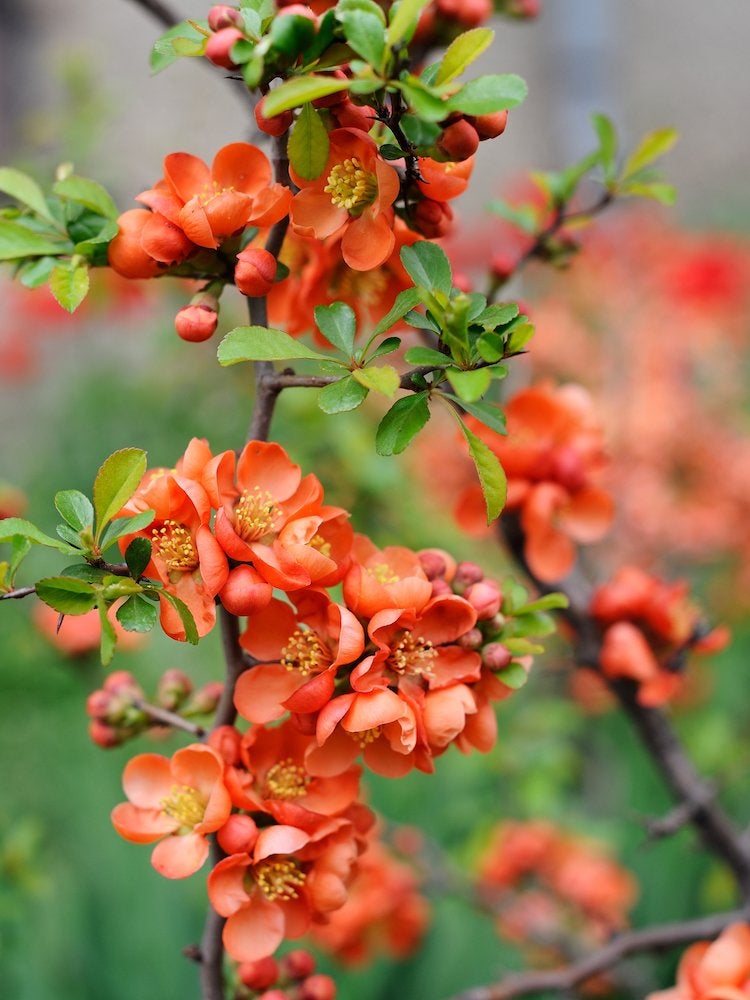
[[330, 605, 365, 666], [601, 622, 660, 684], [417, 595, 477, 645], [255, 824, 310, 861], [141, 213, 194, 264], [136, 183, 183, 224], [200, 781, 234, 833], [122, 753, 173, 808], [212, 142, 272, 194], [250, 542, 312, 590], [423, 684, 476, 748], [178, 199, 218, 249], [342, 689, 409, 733], [342, 209, 395, 271], [374, 157, 401, 210], [223, 897, 285, 962], [151, 831, 209, 878], [207, 853, 252, 916], [306, 723, 359, 777], [291, 190, 348, 240], [235, 663, 302, 724], [700, 924, 750, 987], [429, 645, 482, 688], [164, 152, 211, 202], [250, 184, 293, 227], [524, 519, 576, 582], [237, 441, 302, 499], [195, 525, 229, 595], [558, 486, 614, 544], [111, 802, 177, 843], [171, 744, 222, 797], [203, 190, 253, 239], [362, 739, 416, 777], [240, 598, 298, 659], [284, 665, 337, 714]]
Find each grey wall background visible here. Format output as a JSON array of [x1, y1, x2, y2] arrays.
[[2, 0, 749, 224]]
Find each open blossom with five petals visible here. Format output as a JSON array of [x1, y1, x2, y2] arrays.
[[111, 744, 232, 878], [290, 129, 400, 271], [234, 592, 364, 724], [342, 535, 433, 619], [207, 819, 361, 963], [118, 468, 228, 639], [136, 142, 291, 250], [210, 440, 352, 591]]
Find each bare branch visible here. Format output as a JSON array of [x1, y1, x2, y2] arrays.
[[447, 907, 750, 1000], [1, 585, 35, 600], [131, 697, 207, 738]]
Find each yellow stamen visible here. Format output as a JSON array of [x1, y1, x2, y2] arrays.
[[151, 520, 199, 572], [309, 533, 332, 558], [324, 157, 378, 216], [389, 632, 437, 679], [349, 726, 382, 748], [234, 486, 279, 542], [255, 859, 306, 901], [263, 758, 311, 800], [335, 267, 389, 306], [160, 784, 205, 828], [367, 562, 400, 586], [281, 629, 331, 677], [200, 179, 234, 206]]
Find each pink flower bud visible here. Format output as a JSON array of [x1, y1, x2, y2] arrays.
[[257, 990, 288, 1000], [237, 956, 278, 989], [219, 564, 273, 616], [281, 949, 316, 980], [465, 580, 502, 620], [174, 302, 219, 343], [205, 27, 244, 69], [88, 719, 122, 748], [300, 975, 337, 1000], [457, 627, 484, 650], [469, 111, 509, 140], [234, 248, 277, 297], [482, 642, 513, 671], [156, 668, 192, 710], [207, 5, 244, 30], [454, 561, 485, 589], [430, 578, 453, 598], [185, 681, 224, 715], [414, 198, 454, 239], [217, 814, 259, 855], [490, 252, 518, 282], [418, 548, 450, 580], [254, 96, 294, 137], [437, 119, 480, 161]]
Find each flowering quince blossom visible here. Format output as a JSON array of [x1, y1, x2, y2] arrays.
[[289, 128, 400, 271], [207, 818, 363, 963], [209, 440, 352, 594], [235, 591, 364, 724], [456, 382, 614, 581], [111, 744, 232, 878], [342, 534, 433, 618], [118, 463, 228, 640], [647, 923, 750, 1000], [591, 565, 729, 707]]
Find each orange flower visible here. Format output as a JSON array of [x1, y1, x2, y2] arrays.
[[234, 592, 364, 724], [342, 534, 433, 619], [647, 923, 750, 1000], [207, 819, 361, 963], [136, 143, 292, 250], [111, 744, 232, 878], [416, 155, 474, 201], [290, 129, 400, 271]]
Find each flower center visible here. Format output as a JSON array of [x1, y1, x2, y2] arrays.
[[335, 266, 389, 305], [199, 180, 233, 206], [234, 486, 280, 543], [389, 632, 437, 679], [349, 725, 382, 748], [263, 758, 311, 800], [160, 784, 205, 828], [367, 562, 400, 586], [324, 157, 378, 216], [255, 859, 306, 901], [151, 520, 199, 571], [309, 533, 332, 558], [281, 628, 331, 677]]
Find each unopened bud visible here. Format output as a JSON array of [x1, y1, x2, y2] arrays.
[[184, 680, 223, 716], [237, 955, 278, 990], [207, 4, 244, 30], [234, 248, 277, 297], [220, 564, 273, 616], [174, 298, 219, 343], [88, 719, 123, 748], [332, 99, 375, 133], [430, 578, 453, 598], [457, 627, 484, 650], [205, 27, 244, 69], [300, 974, 337, 1000], [465, 580, 502, 620], [482, 642, 513, 671], [437, 118, 480, 161], [414, 198, 454, 238], [469, 111, 509, 140], [281, 949, 316, 980], [454, 561, 484, 590], [217, 813, 259, 855], [254, 96, 294, 137], [156, 668, 192, 710], [418, 548, 449, 581]]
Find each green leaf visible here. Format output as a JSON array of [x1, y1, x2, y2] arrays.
[[400, 114, 441, 147], [314, 302, 357, 355], [0, 167, 57, 225], [375, 391, 431, 455], [287, 103, 330, 181], [447, 397, 507, 435], [506, 321, 534, 353], [0, 517, 78, 554], [403, 346, 450, 367], [518, 592, 569, 614], [352, 365, 400, 397], [97, 600, 117, 666], [36, 576, 98, 615], [56, 524, 82, 547], [92, 449, 147, 543], [495, 661, 529, 689], [263, 75, 351, 117], [400, 241, 452, 295], [58, 564, 108, 583], [622, 127, 678, 179], [73, 218, 119, 257], [380, 143, 408, 160], [387, 0, 431, 45], [337, 0, 386, 22], [158, 590, 199, 645], [435, 27, 494, 85], [448, 367, 491, 402], [218, 325, 331, 365], [338, 7, 386, 68], [489, 199, 538, 235], [0, 220, 69, 261], [99, 509, 156, 552], [476, 332, 504, 363], [318, 375, 369, 413], [7, 536, 31, 582], [474, 303, 519, 329], [459, 420, 507, 522], [446, 73, 528, 115], [268, 14, 316, 56], [49, 261, 89, 313], [18, 255, 57, 288], [591, 112, 617, 182], [54, 490, 93, 532], [53, 176, 119, 221], [620, 180, 677, 205], [370, 287, 422, 337], [150, 21, 208, 73], [397, 77, 449, 122], [124, 537, 153, 580], [368, 336, 401, 360], [116, 594, 159, 633]]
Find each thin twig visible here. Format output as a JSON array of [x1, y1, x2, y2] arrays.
[[125, 0, 181, 30], [132, 697, 207, 738], [199, 840, 227, 1000], [446, 907, 750, 1000], [1, 585, 35, 600]]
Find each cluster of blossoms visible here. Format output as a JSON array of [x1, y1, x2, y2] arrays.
[[647, 923, 750, 1000], [476, 820, 637, 972], [234, 948, 336, 1000]]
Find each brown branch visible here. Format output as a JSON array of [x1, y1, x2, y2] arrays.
[[124, 0, 181, 30], [447, 907, 750, 1000], [131, 697, 206, 738], [199, 838, 227, 1000]]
